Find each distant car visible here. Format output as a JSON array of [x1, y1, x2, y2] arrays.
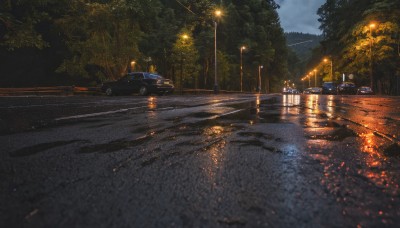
[[322, 82, 337, 94], [283, 87, 300, 94], [283, 87, 292, 94], [101, 72, 174, 96], [337, 82, 357, 95], [291, 89, 300, 94], [303, 87, 322, 94], [357, 86, 374, 95], [303, 88, 312, 94]]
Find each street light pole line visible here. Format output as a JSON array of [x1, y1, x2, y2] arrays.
[[314, 70, 317, 87], [240, 46, 245, 92], [258, 65, 263, 93], [369, 23, 376, 90], [240, 48, 243, 92], [214, 21, 218, 94], [213, 10, 222, 94]]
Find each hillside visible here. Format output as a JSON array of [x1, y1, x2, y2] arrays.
[[285, 32, 322, 60]]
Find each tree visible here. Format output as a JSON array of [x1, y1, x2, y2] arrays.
[[317, 0, 400, 94], [0, 0, 291, 89], [171, 29, 200, 91], [56, 0, 143, 81]]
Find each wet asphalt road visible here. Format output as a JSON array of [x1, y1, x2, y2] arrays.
[[1, 94, 400, 227]]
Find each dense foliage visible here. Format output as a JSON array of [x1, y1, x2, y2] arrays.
[[0, 0, 289, 92], [316, 0, 400, 94]]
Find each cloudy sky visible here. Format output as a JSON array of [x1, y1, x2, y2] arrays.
[[276, 0, 325, 34]]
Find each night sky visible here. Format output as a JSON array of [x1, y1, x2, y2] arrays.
[[276, 0, 325, 34]]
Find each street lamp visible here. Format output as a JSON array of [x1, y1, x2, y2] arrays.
[[323, 58, 333, 81], [240, 46, 246, 92], [369, 22, 376, 90], [180, 33, 189, 94], [313, 69, 317, 87], [214, 10, 222, 94], [258, 65, 263, 93], [130, 61, 136, 72]]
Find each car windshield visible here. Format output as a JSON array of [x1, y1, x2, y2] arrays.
[[144, 73, 163, 80], [340, 83, 355, 87]]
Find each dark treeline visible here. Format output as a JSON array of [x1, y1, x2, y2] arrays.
[[285, 32, 323, 86], [0, 0, 290, 92], [312, 0, 400, 95]]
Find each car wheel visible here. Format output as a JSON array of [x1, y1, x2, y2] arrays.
[[105, 87, 113, 96], [139, 86, 148, 96]]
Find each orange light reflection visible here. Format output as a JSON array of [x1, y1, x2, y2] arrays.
[[359, 133, 398, 195], [147, 97, 157, 110], [202, 125, 227, 183]]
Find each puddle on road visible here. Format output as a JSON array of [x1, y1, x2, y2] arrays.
[[383, 143, 400, 157], [303, 120, 342, 129], [78, 133, 156, 154], [10, 140, 89, 157], [307, 126, 357, 141], [218, 109, 289, 124], [237, 131, 274, 140], [230, 139, 280, 153]]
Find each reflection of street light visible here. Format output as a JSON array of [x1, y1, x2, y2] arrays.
[[214, 10, 222, 94], [313, 69, 317, 87], [258, 65, 263, 93], [369, 22, 376, 90], [240, 46, 246, 92], [323, 58, 333, 81]]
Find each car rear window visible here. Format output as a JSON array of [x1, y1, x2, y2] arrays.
[[144, 73, 163, 79]]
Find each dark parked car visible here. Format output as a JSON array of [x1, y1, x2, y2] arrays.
[[101, 72, 174, 96], [337, 82, 357, 95], [357, 86, 374, 95], [322, 82, 337, 94]]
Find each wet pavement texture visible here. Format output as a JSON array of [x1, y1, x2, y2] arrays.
[[1, 94, 400, 227]]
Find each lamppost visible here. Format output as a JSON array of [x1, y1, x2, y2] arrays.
[[324, 58, 333, 81], [214, 10, 222, 94], [130, 61, 136, 72], [369, 23, 376, 90], [313, 69, 317, 87], [240, 46, 246, 92], [180, 33, 189, 94], [258, 65, 263, 93], [144, 57, 152, 72]]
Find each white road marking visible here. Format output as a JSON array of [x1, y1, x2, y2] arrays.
[[55, 106, 148, 121]]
